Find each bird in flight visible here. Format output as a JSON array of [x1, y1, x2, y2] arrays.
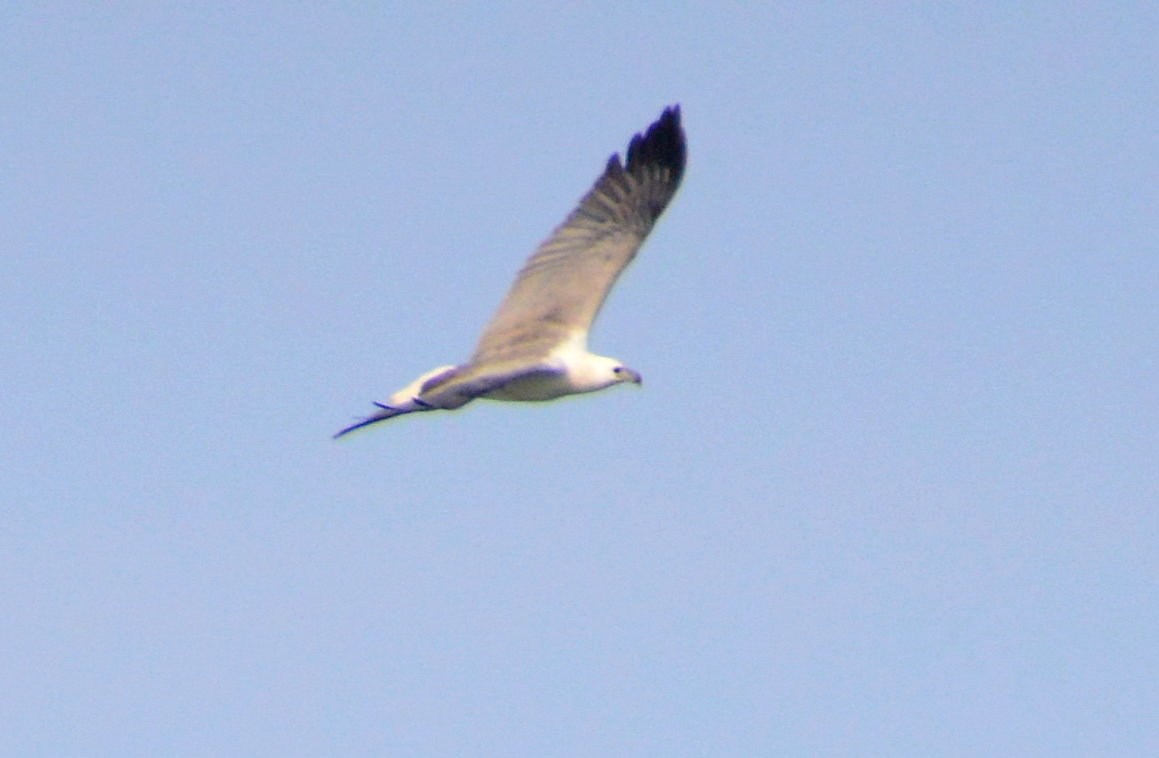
[[335, 106, 686, 438]]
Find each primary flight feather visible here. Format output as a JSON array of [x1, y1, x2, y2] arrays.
[[335, 105, 686, 438]]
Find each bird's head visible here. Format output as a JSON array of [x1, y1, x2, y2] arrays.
[[568, 353, 642, 393], [611, 364, 643, 387]]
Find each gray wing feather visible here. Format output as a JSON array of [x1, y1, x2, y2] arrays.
[[471, 106, 686, 364]]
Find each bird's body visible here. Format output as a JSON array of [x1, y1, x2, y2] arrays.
[[335, 106, 686, 438]]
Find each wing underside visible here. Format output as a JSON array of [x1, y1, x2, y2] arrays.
[[470, 106, 686, 364]]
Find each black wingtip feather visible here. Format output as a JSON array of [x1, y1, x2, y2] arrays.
[[625, 105, 686, 185]]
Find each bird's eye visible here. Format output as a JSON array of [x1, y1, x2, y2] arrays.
[[613, 367, 623, 374]]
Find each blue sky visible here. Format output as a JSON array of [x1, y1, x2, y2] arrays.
[[3, 4, 1156, 755]]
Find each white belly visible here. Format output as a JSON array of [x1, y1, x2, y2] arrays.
[[482, 370, 575, 402]]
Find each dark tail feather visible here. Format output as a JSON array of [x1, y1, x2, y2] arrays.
[[333, 404, 412, 439]]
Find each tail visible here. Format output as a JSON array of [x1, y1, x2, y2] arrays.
[[333, 398, 435, 438], [334, 364, 461, 439]]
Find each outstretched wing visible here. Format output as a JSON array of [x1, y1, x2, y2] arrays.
[[470, 106, 686, 365]]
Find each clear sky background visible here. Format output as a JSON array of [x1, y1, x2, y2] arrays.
[[3, 4, 1156, 756]]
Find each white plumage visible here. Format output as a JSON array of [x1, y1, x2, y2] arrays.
[[335, 106, 686, 437]]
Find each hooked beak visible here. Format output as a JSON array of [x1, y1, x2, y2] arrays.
[[625, 368, 643, 386]]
